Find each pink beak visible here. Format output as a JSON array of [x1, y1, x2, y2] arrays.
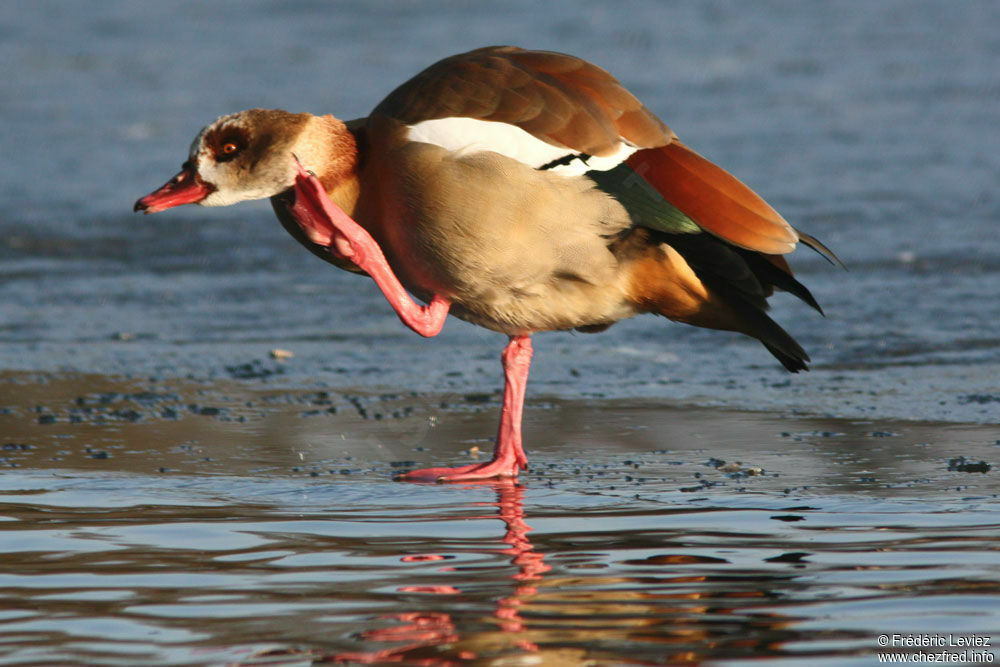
[[134, 162, 213, 214]]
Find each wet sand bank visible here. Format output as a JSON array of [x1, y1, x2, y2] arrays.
[[2, 370, 995, 498]]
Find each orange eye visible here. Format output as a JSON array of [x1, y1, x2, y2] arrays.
[[222, 142, 239, 154]]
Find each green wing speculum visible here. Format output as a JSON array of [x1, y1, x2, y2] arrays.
[[587, 163, 702, 235]]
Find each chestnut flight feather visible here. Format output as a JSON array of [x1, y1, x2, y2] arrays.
[[134, 46, 840, 483]]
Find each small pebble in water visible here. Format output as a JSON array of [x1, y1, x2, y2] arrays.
[[947, 457, 991, 473]]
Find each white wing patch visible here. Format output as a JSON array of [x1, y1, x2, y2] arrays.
[[406, 117, 636, 176]]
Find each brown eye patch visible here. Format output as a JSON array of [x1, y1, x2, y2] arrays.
[[206, 125, 250, 162]]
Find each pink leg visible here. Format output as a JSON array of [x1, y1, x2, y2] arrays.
[[288, 159, 449, 337], [398, 336, 533, 483]]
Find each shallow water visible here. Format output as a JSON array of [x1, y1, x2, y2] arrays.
[[1, 0, 999, 664], [3, 472, 998, 665], [1, 375, 998, 664]]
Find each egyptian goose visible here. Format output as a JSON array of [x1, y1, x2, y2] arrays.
[[135, 46, 838, 482]]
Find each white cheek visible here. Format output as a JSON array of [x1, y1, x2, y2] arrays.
[[199, 188, 254, 207], [194, 150, 289, 207]]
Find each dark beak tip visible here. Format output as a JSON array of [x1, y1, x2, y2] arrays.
[[133, 197, 155, 214]]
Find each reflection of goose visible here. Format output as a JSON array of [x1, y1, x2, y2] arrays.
[[323, 484, 795, 665], [135, 46, 837, 483]]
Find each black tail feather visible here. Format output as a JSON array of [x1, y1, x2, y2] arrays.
[[712, 278, 812, 372], [762, 341, 810, 373], [656, 231, 814, 372], [797, 230, 846, 269], [739, 250, 824, 315]]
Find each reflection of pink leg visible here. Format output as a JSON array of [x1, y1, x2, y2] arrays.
[[330, 482, 546, 662], [333, 611, 458, 663], [288, 159, 449, 337], [398, 336, 533, 483]]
